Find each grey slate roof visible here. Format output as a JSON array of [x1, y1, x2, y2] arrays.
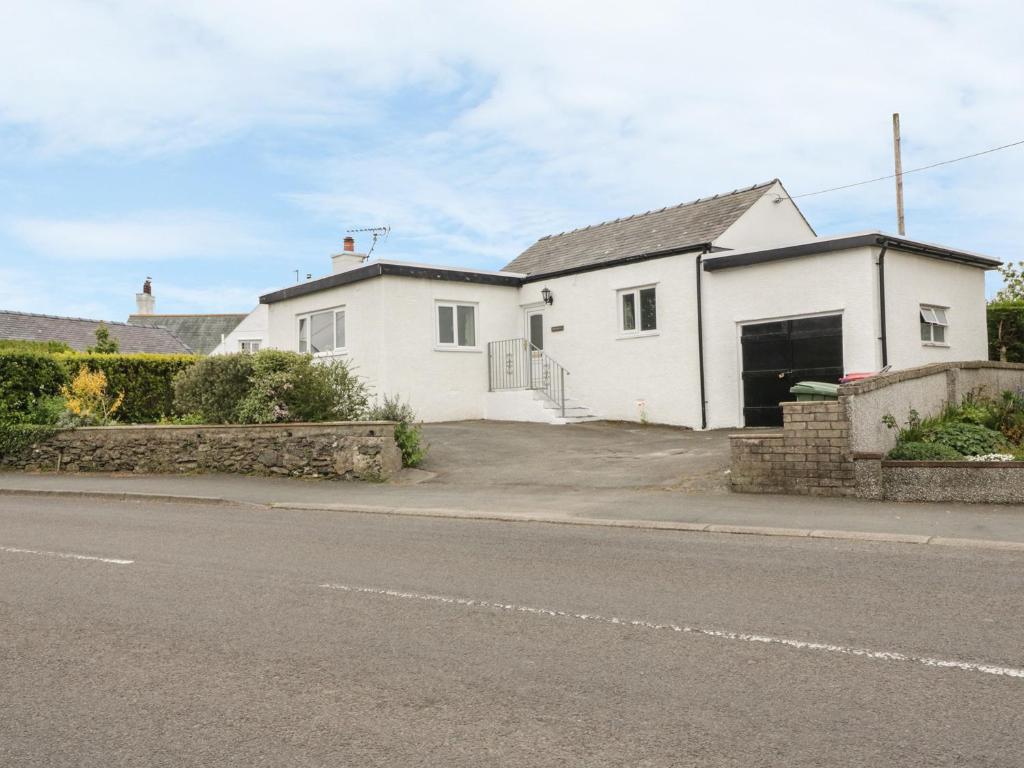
[[127, 314, 247, 355], [503, 180, 778, 276], [0, 310, 192, 354]]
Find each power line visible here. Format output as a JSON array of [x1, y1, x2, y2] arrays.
[[780, 137, 1024, 201]]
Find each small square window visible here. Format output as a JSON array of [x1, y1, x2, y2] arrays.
[[920, 304, 949, 345], [436, 302, 477, 348], [619, 286, 657, 335], [239, 339, 261, 353]]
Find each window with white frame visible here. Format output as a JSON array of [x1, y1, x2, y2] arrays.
[[436, 302, 477, 348], [239, 339, 261, 353], [920, 305, 948, 344], [619, 285, 657, 334], [298, 307, 346, 354]]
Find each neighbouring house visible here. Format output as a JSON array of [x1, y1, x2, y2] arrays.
[[221, 179, 999, 428], [127, 279, 247, 355], [0, 309, 192, 353]]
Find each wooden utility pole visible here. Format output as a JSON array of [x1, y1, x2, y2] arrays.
[[892, 112, 906, 235]]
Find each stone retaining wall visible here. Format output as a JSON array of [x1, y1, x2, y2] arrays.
[[1, 422, 402, 481]]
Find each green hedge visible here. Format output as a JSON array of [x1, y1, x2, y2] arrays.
[[0, 353, 67, 422], [0, 339, 72, 354], [0, 351, 197, 424]]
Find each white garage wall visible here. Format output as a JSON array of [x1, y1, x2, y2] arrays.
[[517, 255, 703, 427], [701, 247, 878, 429], [882, 249, 989, 368]]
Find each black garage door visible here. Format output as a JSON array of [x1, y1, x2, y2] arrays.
[[741, 315, 844, 427]]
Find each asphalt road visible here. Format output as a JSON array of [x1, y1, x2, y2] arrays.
[[1, 495, 1022, 767]]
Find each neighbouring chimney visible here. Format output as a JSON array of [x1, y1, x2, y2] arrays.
[[331, 237, 368, 274], [135, 276, 155, 314]]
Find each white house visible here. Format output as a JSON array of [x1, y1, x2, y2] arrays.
[[222, 179, 998, 428]]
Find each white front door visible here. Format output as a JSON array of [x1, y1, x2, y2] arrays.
[[525, 308, 546, 388], [526, 308, 544, 351]]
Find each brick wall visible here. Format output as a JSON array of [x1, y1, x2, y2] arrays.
[[730, 400, 855, 497]]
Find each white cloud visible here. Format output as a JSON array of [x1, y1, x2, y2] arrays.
[[2, 0, 1023, 289], [6, 211, 271, 262]]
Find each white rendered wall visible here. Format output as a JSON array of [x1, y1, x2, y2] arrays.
[[881, 249, 989, 368], [371, 276, 520, 421], [264, 275, 388, 399], [211, 304, 269, 355], [264, 275, 521, 422], [714, 182, 816, 251], [701, 247, 878, 429], [517, 255, 703, 427]]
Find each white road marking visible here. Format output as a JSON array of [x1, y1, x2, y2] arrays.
[[320, 583, 1024, 680], [1, 545, 133, 565]]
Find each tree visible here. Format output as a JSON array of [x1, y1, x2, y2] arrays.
[[88, 323, 120, 354], [993, 261, 1024, 303]]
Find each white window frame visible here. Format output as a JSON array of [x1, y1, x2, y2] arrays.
[[920, 304, 949, 346], [435, 301, 479, 351], [297, 306, 347, 356], [617, 284, 659, 337], [238, 339, 261, 353]]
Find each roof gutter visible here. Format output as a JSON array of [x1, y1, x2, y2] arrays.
[[520, 242, 715, 283]]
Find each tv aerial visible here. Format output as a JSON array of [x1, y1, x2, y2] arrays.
[[347, 225, 391, 258]]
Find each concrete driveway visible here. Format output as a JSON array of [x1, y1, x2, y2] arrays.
[[418, 421, 733, 492]]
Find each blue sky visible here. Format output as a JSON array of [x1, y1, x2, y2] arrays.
[[1, 0, 1021, 320]]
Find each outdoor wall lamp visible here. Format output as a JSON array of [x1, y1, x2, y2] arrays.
[[541, 287, 554, 305]]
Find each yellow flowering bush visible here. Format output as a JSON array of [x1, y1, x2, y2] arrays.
[[60, 366, 125, 425]]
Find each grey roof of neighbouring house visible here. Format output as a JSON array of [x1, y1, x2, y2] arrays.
[[126, 314, 247, 355], [0, 310, 192, 353], [503, 180, 780, 277]]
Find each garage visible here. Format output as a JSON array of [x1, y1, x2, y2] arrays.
[[740, 314, 844, 427]]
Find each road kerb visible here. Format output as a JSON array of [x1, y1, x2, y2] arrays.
[[808, 529, 933, 545], [0, 487, 230, 506], [3, 486, 1022, 552], [270, 501, 1020, 551]]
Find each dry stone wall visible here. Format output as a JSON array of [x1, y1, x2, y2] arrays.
[[2, 422, 402, 481]]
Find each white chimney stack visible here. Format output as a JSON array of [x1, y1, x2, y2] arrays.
[[331, 236, 368, 274], [135, 277, 155, 314]]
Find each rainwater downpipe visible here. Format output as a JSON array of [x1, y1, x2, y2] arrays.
[[877, 243, 889, 368], [696, 245, 710, 430]]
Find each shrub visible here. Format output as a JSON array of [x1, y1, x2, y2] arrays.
[[173, 351, 371, 424], [921, 422, 1009, 457], [369, 394, 427, 467], [61, 366, 124, 426], [56, 353, 197, 424], [173, 353, 255, 423], [0, 352, 67, 423], [887, 441, 962, 461]]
